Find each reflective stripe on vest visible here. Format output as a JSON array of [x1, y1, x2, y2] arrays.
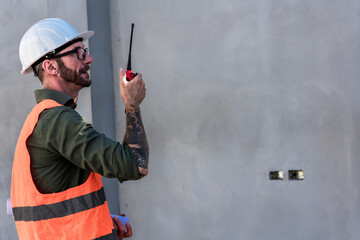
[[11, 99, 116, 240]]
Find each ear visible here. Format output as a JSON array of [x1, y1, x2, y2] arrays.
[[42, 59, 59, 75]]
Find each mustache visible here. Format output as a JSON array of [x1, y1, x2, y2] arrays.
[[80, 65, 90, 73]]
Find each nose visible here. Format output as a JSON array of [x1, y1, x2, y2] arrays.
[[83, 52, 93, 64]]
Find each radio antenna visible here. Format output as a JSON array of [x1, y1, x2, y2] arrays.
[[127, 23, 135, 71]]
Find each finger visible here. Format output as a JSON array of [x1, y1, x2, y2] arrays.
[[124, 223, 133, 237], [113, 216, 126, 233], [119, 67, 126, 79], [119, 67, 127, 85], [113, 219, 118, 230], [119, 229, 125, 239], [133, 73, 143, 81]]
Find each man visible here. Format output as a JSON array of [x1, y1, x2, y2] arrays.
[[11, 18, 149, 240]]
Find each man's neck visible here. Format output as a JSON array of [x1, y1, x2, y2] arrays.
[[43, 78, 81, 101]]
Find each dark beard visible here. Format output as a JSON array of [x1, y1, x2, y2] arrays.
[[55, 58, 91, 87]]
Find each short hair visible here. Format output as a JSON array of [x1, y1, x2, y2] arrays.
[[35, 62, 44, 83]]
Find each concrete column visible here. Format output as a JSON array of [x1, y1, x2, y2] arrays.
[[86, 0, 119, 215]]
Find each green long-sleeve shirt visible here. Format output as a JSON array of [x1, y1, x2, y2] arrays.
[[27, 89, 140, 194]]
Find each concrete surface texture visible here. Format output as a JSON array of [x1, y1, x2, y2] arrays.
[[1, 0, 360, 239], [111, 0, 360, 239]]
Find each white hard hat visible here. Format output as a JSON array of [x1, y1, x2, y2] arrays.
[[19, 18, 94, 75]]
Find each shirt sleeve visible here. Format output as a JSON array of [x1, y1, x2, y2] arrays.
[[43, 106, 141, 182]]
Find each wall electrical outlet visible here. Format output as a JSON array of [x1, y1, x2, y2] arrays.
[[288, 170, 304, 180], [269, 171, 284, 180]]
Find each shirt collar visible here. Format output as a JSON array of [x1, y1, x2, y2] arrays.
[[34, 89, 77, 109]]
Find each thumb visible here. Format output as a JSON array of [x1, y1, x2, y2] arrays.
[[119, 67, 126, 83]]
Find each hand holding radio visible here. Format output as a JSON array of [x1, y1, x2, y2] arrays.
[[119, 68, 146, 110], [119, 23, 145, 110]]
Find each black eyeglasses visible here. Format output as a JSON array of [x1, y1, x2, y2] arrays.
[[52, 47, 88, 60]]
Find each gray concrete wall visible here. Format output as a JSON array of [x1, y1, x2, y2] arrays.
[[0, 0, 91, 238], [2, 0, 360, 239], [111, 0, 360, 239]]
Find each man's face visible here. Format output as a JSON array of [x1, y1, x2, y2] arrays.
[[55, 42, 93, 87]]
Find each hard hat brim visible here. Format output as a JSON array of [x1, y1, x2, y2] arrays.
[[21, 30, 95, 75]]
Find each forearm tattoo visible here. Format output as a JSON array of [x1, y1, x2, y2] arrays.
[[123, 108, 149, 171]]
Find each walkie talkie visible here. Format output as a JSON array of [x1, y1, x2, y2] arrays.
[[126, 23, 137, 81]]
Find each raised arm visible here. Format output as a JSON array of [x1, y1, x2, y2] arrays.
[[119, 68, 149, 177]]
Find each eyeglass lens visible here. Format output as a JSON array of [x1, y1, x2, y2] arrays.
[[77, 48, 88, 60]]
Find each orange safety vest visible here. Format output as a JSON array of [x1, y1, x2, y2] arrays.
[[11, 99, 117, 240]]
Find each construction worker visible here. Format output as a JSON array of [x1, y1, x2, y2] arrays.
[[11, 18, 149, 239]]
